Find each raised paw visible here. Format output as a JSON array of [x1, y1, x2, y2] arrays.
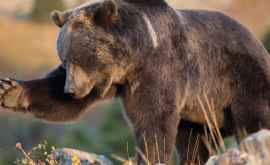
[[0, 78, 29, 109]]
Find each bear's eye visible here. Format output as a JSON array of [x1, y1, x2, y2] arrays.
[[71, 20, 84, 30]]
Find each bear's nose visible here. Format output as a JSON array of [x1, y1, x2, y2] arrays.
[[64, 82, 76, 94]]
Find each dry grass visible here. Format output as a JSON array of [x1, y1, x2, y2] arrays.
[[197, 94, 225, 155], [198, 95, 270, 165]]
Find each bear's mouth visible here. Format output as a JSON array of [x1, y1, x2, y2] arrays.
[[70, 77, 114, 100], [97, 77, 113, 98], [85, 83, 117, 101], [72, 80, 96, 99], [84, 78, 113, 99], [64, 63, 122, 100]]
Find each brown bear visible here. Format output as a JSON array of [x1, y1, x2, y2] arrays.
[[1, 0, 270, 164]]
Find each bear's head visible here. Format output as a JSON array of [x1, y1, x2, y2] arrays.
[[51, 0, 150, 99]]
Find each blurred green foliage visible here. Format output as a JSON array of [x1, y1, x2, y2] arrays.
[[0, 99, 134, 164], [63, 99, 135, 156], [31, 0, 66, 23]]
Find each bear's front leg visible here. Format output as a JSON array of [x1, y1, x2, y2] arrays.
[[0, 65, 116, 122], [133, 111, 180, 165], [123, 81, 180, 164]]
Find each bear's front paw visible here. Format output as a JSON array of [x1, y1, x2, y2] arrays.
[[0, 78, 29, 110]]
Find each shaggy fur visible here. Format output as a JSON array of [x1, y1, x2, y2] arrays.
[[1, 0, 270, 164]]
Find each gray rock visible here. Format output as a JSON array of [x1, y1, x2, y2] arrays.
[[52, 148, 113, 165], [206, 129, 270, 165]]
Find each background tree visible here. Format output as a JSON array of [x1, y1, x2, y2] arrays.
[[31, 0, 66, 23]]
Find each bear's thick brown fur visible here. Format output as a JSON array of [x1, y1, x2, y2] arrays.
[[1, 0, 270, 164]]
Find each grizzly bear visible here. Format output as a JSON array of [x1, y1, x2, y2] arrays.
[[1, 0, 270, 164]]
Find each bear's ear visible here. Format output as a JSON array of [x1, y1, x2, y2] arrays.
[[51, 10, 65, 27], [94, 0, 119, 29]]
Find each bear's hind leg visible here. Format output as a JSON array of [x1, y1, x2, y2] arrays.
[[176, 120, 209, 165], [231, 96, 270, 137]]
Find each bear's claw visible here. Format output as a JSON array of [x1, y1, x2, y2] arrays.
[[0, 78, 25, 109]]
